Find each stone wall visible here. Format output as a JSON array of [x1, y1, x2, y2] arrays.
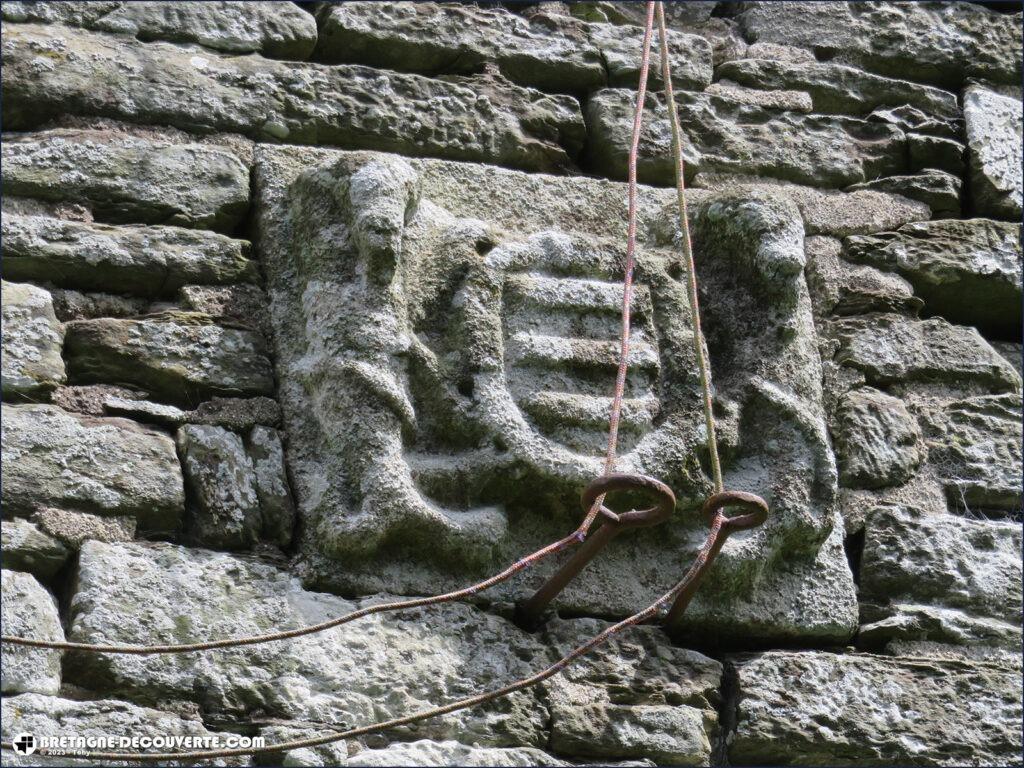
[[1, 2, 1021, 766]]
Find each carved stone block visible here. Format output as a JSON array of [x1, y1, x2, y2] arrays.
[[255, 147, 855, 642]]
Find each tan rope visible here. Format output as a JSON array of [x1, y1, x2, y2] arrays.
[[655, 1, 724, 493]]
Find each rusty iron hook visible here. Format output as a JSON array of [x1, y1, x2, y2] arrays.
[[517, 481, 768, 632], [516, 472, 675, 629], [662, 490, 769, 630]]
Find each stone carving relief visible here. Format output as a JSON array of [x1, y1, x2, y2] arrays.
[[256, 147, 855, 640]]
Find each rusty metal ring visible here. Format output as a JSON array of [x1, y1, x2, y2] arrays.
[[581, 472, 676, 529], [701, 490, 768, 531]]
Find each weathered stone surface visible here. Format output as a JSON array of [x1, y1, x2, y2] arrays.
[[189, 396, 283, 430], [804, 236, 921, 317], [744, 41, 817, 64], [569, 1, 716, 28], [730, 650, 1023, 766], [1, 404, 183, 530], [565, 2, 744, 67], [3, 1, 318, 59], [1, 213, 256, 297], [860, 505, 1022, 652], [993, 341, 1023, 379], [0, 693, 247, 767], [69, 540, 549, 747], [695, 174, 930, 237], [49, 288, 148, 322], [836, 471, 951, 536], [177, 425, 262, 549], [703, 82, 812, 112], [859, 606, 1021, 657], [867, 104, 960, 141], [178, 284, 271, 339], [907, 132, 965, 177], [64, 312, 275, 407], [845, 169, 962, 219], [247, 426, 296, 547], [1, 280, 65, 398], [833, 387, 923, 489], [0, 130, 249, 232], [545, 618, 720, 764], [589, 21, 712, 89], [256, 146, 852, 642], [586, 88, 906, 188], [964, 83, 1023, 221], [831, 314, 1021, 393], [717, 59, 959, 120], [66, 539, 714, 763], [271, 737, 569, 768], [1, 24, 584, 174], [50, 383, 143, 416], [316, 2, 711, 91], [34, 506, 136, 549], [1, 570, 63, 696], [0, 518, 69, 581], [914, 393, 1023, 512], [844, 219, 1022, 336], [0, 1, 120, 26], [343, 741, 567, 767], [737, 1, 1023, 88], [103, 396, 188, 427]]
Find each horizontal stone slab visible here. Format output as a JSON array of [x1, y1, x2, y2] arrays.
[[831, 314, 1021, 393], [1, 23, 584, 174], [0, 130, 249, 232], [1, 214, 257, 297], [843, 219, 1022, 337], [3, 0, 315, 58], [694, 173, 930, 237], [2, 0, 318, 59], [286, 739, 569, 767], [845, 169, 962, 219], [860, 504, 1022, 648], [586, 88, 906, 188], [730, 650, 1023, 766], [717, 59, 959, 121], [736, 1, 1022, 89], [315, 1, 712, 92], [804, 236, 921, 317], [1, 404, 184, 530], [64, 312, 275, 407], [544, 618, 720, 764], [1, 280, 65, 399]]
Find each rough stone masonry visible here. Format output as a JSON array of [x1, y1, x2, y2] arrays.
[[0, 2, 1021, 766]]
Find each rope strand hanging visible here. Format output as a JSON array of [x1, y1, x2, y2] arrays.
[[2, 1, 665, 659], [1, 3, 766, 760]]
